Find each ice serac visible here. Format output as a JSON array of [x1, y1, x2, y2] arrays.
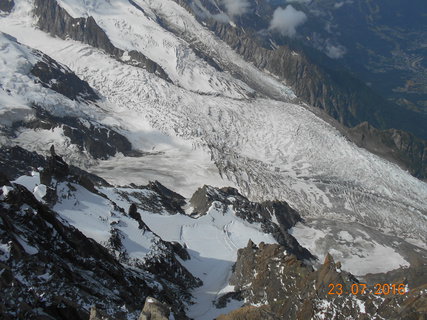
[[170, 0, 427, 180], [33, 0, 171, 81], [1, 1, 427, 318], [187, 0, 427, 136]]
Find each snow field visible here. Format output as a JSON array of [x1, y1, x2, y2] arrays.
[[1, 1, 427, 318]]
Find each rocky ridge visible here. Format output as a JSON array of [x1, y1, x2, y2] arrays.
[[218, 241, 427, 320], [33, 0, 171, 82], [190, 185, 313, 261], [0, 0, 14, 14], [0, 1, 426, 319], [349, 122, 427, 181], [168, 0, 427, 181], [0, 147, 202, 319]]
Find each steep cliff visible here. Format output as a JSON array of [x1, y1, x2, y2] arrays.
[[33, 0, 171, 82]]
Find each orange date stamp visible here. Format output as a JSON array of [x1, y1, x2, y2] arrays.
[[328, 283, 407, 295]]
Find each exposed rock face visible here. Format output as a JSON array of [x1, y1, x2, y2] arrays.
[[0, 0, 14, 13], [0, 146, 46, 179], [349, 122, 427, 180], [148, 181, 187, 214], [0, 179, 153, 319], [33, 0, 171, 82], [0, 145, 110, 190], [138, 297, 170, 320], [219, 241, 427, 320], [16, 107, 138, 160], [31, 52, 98, 101], [118, 181, 187, 215], [0, 148, 201, 319], [89, 307, 114, 320], [0, 35, 139, 164], [190, 185, 313, 261]]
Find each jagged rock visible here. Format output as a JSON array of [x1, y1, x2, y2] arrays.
[[128, 203, 152, 231], [169, 241, 190, 261], [0, 146, 46, 180], [31, 52, 98, 101], [21, 108, 137, 160], [139, 297, 170, 320], [0, 0, 14, 13], [147, 181, 186, 214], [33, 0, 171, 82], [0, 182, 154, 319], [89, 306, 114, 320], [349, 122, 427, 180], [220, 241, 427, 320], [120, 181, 186, 215], [0, 173, 11, 187], [190, 185, 313, 260], [129, 203, 142, 221], [39, 145, 69, 187], [189, 185, 221, 216], [215, 291, 243, 309], [0, 148, 202, 319]]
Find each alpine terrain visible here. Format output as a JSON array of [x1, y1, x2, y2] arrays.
[[0, 0, 426, 319]]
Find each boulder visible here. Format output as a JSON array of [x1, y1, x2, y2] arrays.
[[138, 297, 170, 320]]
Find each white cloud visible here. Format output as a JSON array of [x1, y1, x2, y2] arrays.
[[222, 0, 251, 17], [287, 0, 312, 4], [269, 5, 308, 38], [325, 42, 346, 59], [334, 0, 354, 9]]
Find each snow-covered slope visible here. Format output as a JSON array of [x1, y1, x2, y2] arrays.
[[2, 0, 427, 246], [1, 1, 427, 317], [8, 156, 279, 319], [55, 0, 258, 100], [105, 186, 277, 320]]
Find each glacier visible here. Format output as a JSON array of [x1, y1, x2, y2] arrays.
[[1, 0, 427, 318]]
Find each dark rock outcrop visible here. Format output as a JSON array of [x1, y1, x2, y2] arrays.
[[0, 0, 14, 13], [0, 148, 201, 319], [33, 0, 171, 82], [119, 181, 186, 215], [148, 181, 187, 214], [129, 203, 142, 221], [349, 122, 427, 180], [190, 185, 313, 261], [18, 107, 138, 160], [0, 145, 110, 190], [89, 306, 114, 320], [0, 180, 154, 319], [0, 146, 46, 180], [31, 52, 98, 101], [138, 297, 170, 320], [39, 144, 70, 184]]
